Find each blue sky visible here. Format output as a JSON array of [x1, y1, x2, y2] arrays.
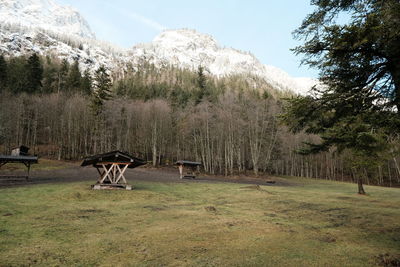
[[59, 0, 318, 78]]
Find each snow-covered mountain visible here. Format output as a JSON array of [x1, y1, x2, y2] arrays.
[[0, 0, 317, 95], [131, 29, 317, 95], [0, 0, 94, 39], [0, 27, 128, 73], [0, 0, 127, 75]]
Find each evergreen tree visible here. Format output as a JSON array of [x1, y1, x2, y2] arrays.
[[58, 59, 69, 93], [293, 0, 400, 112], [91, 66, 112, 116], [42, 57, 58, 94], [80, 69, 92, 95], [169, 86, 190, 108], [282, 0, 400, 194], [197, 65, 206, 90], [67, 60, 81, 93], [7, 57, 27, 93], [0, 55, 7, 92], [25, 53, 43, 93], [194, 65, 208, 104]]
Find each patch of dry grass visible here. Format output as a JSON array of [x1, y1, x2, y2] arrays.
[[0, 177, 399, 266]]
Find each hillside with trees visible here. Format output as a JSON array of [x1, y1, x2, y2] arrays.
[[0, 53, 399, 187]]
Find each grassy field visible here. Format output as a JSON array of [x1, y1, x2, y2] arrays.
[[0, 176, 399, 266]]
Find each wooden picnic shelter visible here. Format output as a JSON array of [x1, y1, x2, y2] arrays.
[[81, 150, 146, 190], [176, 160, 201, 179]]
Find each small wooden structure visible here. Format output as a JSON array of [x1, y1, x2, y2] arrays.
[[11, 145, 30, 156], [81, 151, 146, 190], [176, 160, 201, 179], [0, 146, 38, 180]]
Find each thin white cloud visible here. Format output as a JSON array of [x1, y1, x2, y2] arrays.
[[104, 2, 167, 31], [124, 10, 167, 31]]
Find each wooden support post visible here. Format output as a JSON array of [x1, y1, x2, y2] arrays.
[[113, 164, 117, 183], [27, 163, 31, 181], [179, 164, 183, 179], [95, 163, 130, 188], [100, 164, 114, 184], [22, 161, 31, 181], [115, 164, 129, 184]]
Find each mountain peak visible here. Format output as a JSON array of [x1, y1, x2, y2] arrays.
[[153, 29, 218, 51], [131, 28, 317, 94], [0, 0, 95, 39]]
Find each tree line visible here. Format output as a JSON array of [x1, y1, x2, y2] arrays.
[[0, 53, 399, 187], [281, 0, 400, 193], [0, 54, 91, 95]]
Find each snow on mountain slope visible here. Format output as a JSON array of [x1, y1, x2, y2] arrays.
[[0, 0, 95, 39], [0, 0, 317, 95], [0, 0, 128, 74], [130, 29, 318, 95], [0, 26, 129, 74]]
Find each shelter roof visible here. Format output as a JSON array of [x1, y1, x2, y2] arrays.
[[176, 160, 202, 166], [81, 151, 146, 168], [0, 155, 38, 163]]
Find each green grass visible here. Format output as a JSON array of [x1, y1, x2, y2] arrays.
[[0, 176, 399, 266]]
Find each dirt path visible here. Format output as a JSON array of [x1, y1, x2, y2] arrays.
[[0, 165, 291, 188]]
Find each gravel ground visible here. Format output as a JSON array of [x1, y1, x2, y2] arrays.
[[0, 165, 292, 188]]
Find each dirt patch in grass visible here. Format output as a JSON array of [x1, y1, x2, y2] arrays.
[[335, 196, 365, 201], [79, 209, 104, 213], [321, 207, 347, 212], [204, 206, 217, 212], [240, 185, 270, 192], [58, 208, 110, 220], [318, 233, 337, 243], [296, 202, 325, 210], [200, 173, 297, 187], [143, 205, 168, 211], [327, 214, 350, 228], [375, 253, 400, 267]]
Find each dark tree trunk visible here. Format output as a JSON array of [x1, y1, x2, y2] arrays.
[[388, 57, 400, 112], [394, 79, 400, 112], [357, 178, 366, 195]]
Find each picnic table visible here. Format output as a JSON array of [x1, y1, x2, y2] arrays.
[[81, 150, 146, 190], [176, 160, 201, 179], [0, 155, 38, 180]]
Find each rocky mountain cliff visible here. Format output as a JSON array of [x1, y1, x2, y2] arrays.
[[0, 0, 317, 95]]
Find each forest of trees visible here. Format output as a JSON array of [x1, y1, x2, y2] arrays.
[[0, 53, 399, 187]]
